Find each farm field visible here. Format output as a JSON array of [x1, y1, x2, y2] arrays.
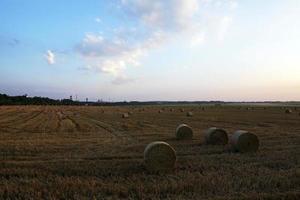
[[0, 105, 299, 199]]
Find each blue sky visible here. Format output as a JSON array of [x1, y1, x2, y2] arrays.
[[0, 0, 300, 101]]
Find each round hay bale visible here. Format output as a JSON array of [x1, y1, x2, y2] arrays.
[[180, 108, 185, 112], [175, 124, 193, 140], [144, 141, 176, 173], [230, 130, 259, 153], [204, 127, 228, 145], [122, 113, 129, 118], [186, 111, 193, 117], [158, 110, 163, 113], [285, 109, 292, 114]]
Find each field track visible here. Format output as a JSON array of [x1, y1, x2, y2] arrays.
[[0, 105, 299, 199]]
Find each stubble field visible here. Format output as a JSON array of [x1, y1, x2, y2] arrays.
[[0, 105, 299, 199]]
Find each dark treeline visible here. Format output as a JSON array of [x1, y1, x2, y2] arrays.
[[2, 93, 297, 106], [0, 94, 79, 106], [0, 93, 226, 106]]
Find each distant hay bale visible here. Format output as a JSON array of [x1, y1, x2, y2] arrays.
[[230, 130, 259, 153], [158, 110, 163, 113], [186, 111, 193, 117], [175, 124, 193, 140], [128, 111, 133, 115], [285, 109, 292, 114], [180, 108, 185, 112], [170, 108, 174, 112], [204, 127, 228, 145], [144, 141, 176, 173], [122, 113, 129, 118]]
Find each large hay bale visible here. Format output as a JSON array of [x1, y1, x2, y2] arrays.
[[158, 110, 163, 113], [122, 113, 129, 118], [230, 130, 259, 153], [180, 108, 185, 112], [144, 141, 176, 173], [204, 127, 228, 145], [186, 111, 193, 117], [285, 109, 292, 114], [175, 124, 193, 139]]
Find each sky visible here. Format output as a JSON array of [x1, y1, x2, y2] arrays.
[[0, 0, 300, 101]]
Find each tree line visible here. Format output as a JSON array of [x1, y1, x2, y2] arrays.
[[0, 94, 79, 105]]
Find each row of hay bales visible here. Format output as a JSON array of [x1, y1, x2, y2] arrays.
[[284, 108, 300, 115], [144, 124, 259, 173], [121, 110, 195, 118], [175, 124, 259, 152], [122, 108, 299, 118]]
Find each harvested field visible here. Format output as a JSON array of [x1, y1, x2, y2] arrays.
[[0, 105, 300, 199]]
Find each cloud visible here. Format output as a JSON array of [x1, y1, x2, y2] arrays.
[[190, 32, 206, 46], [76, 0, 238, 83], [0, 36, 20, 47], [44, 50, 55, 65], [217, 16, 233, 41], [76, 31, 165, 76], [95, 17, 102, 23], [9, 39, 20, 46], [76, 33, 133, 58], [120, 0, 237, 34], [121, 0, 200, 31]]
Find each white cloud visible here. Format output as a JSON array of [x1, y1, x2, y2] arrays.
[[76, 0, 238, 83], [218, 16, 233, 41], [229, 0, 238, 10], [76, 31, 165, 77], [95, 17, 102, 23], [45, 50, 55, 65], [190, 32, 206, 46], [121, 0, 200, 31], [77, 33, 133, 58]]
